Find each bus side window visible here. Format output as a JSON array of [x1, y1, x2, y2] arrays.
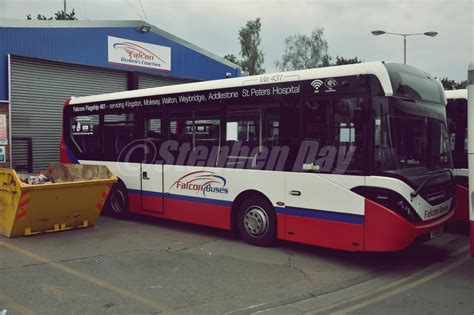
[[298, 98, 331, 172], [302, 99, 330, 146], [146, 118, 161, 140], [455, 99, 468, 169], [332, 97, 363, 174], [264, 107, 280, 148], [103, 113, 137, 160], [193, 119, 220, 149], [145, 117, 162, 164], [71, 115, 100, 154], [169, 112, 221, 166], [298, 97, 363, 174], [223, 112, 260, 169], [169, 119, 193, 145]]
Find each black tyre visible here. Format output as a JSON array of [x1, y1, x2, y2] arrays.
[[237, 196, 277, 247], [104, 180, 130, 219]]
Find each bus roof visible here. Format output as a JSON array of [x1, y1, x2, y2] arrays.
[[445, 89, 467, 100], [69, 61, 395, 105]]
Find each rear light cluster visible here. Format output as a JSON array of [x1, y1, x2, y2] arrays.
[[352, 186, 421, 222]]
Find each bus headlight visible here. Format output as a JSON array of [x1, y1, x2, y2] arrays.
[[352, 186, 421, 222], [395, 199, 419, 222]]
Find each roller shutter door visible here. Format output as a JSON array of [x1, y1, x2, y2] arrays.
[[10, 56, 128, 172], [138, 73, 196, 89]]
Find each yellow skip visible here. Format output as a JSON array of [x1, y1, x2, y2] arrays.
[[0, 164, 117, 238]]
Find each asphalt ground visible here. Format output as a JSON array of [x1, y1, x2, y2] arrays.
[[0, 215, 472, 315]]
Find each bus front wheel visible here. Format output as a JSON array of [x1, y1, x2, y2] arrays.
[[237, 196, 277, 247], [104, 180, 130, 219]]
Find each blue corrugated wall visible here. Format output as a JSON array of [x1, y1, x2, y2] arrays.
[[0, 26, 240, 100]]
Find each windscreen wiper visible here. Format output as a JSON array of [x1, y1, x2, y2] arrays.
[[410, 169, 453, 201]]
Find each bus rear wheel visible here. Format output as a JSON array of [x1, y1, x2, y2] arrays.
[[104, 180, 130, 219], [237, 196, 277, 247]]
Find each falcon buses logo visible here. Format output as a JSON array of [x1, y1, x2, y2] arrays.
[[170, 171, 229, 196]]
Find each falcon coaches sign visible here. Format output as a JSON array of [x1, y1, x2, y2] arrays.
[[108, 36, 171, 72]]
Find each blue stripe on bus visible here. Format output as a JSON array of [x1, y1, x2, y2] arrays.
[[276, 206, 364, 225], [67, 147, 78, 164], [128, 189, 363, 224], [130, 189, 162, 197], [166, 193, 233, 207], [129, 189, 232, 207]]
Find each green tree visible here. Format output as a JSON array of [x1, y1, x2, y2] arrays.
[[441, 78, 467, 90], [223, 54, 241, 66], [275, 28, 331, 71], [27, 8, 77, 20], [238, 18, 265, 75], [334, 56, 362, 65]]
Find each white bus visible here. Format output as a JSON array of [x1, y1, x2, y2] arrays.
[[445, 89, 469, 223], [468, 62, 474, 257], [61, 61, 455, 252]]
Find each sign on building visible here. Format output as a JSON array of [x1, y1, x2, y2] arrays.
[[108, 36, 171, 72]]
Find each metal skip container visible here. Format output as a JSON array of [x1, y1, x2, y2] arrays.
[[0, 163, 117, 238]]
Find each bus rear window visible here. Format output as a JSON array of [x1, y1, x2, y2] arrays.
[[71, 115, 100, 153]]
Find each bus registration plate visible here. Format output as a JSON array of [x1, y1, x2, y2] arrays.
[[430, 227, 444, 239]]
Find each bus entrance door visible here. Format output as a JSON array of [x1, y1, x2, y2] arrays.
[[141, 115, 164, 213], [141, 163, 164, 213]]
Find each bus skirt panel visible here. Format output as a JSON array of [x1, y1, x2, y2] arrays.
[[128, 191, 232, 230], [276, 207, 365, 251]]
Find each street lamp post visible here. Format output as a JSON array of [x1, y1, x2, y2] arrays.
[[371, 30, 438, 64]]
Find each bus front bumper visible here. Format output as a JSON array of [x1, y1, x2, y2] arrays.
[[364, 199, 454, 252]]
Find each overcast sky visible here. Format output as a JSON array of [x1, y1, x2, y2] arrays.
[[1, 0, 472, 81]]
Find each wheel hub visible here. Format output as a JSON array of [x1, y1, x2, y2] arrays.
[[244, 206, 269, 238]]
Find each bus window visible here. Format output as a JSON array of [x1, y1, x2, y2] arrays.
[[145, 116, 162, 163], [224, 112, 260, 168], [194, 119, 220, 149], [299, 97, 363, 174], [225, 113, 259, 147], [446, 98, 467, 169], [266, 119, 280, 146], [170, 117, 220, 148], [264, 106, 280, 148], [146, 118, 162, 140], [103, 113, 137, 158], [71, 115, 100, 154], [446, 99, 456, 152], [169, 111, 221, 165], [302, 99, 330, 146], [332, 98, 363, 173]]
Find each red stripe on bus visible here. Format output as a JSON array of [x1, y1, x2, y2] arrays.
[[128, 193, 142, 213], [128, 193, 230, 230], [163, 199, 230, 230], [279, 213, 364, 251]]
